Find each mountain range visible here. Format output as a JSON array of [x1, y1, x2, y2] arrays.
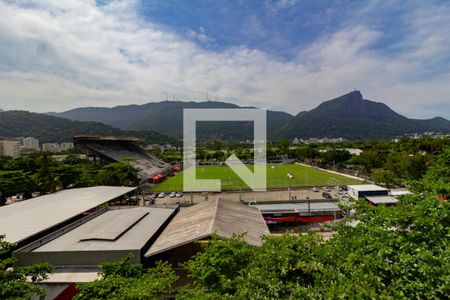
[[49, 101, 292, 141], [50, 91, 450, 140], [0, 111, 179, 145]]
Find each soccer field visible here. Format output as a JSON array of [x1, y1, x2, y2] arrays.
[[150, 164, 363, 192]]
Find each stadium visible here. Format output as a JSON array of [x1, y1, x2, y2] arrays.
[[73, 136, 173, 183]]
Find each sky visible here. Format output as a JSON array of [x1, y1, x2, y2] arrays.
[[0, 0, 449, 119]]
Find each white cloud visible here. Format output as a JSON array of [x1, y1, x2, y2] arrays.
[[0, 0, 449, 119]]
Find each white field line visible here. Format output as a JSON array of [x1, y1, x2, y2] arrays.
[[295, 162, 366, 182]]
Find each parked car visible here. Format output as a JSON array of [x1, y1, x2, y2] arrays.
[[158, 192, 166, 198], [323, 186, 332, 192], [169, 192, 177, 198], [312, 187, 319, 192], [176, 192, 183, 197], [322, 192, 332, 199], [146, 196, 155, 206]]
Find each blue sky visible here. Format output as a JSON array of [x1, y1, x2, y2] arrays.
[[0, 0, 449, 119], [137, 1, 373, 58]]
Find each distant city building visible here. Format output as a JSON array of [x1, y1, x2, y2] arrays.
[[17, 137, 25, 147], [303, 137, 346, 145], [0, 140, 20, 158], [60, 142, 74, 151], [22, 137, 40, 150], [292, 138, 301, 145], [344, 148, 363, 156], [42, 143, 61, 152]]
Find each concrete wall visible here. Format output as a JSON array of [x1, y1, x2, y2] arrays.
[[16, 250, 140, 267]]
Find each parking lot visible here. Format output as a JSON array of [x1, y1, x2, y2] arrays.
[[153, 187, 342, 206]]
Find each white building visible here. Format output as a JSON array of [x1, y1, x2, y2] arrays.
[[0, 140, 20, 158], [344, 148, 363, 156], [347, 184, 389, 200], [42, 143, 61, 152], [22, 137, 40, 150], [60, 142, 74, 151]]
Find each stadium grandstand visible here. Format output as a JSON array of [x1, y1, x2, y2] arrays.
[[73, 136, 172, 182]]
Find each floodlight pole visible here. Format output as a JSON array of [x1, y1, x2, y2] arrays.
[[288, 180, 291, 200]]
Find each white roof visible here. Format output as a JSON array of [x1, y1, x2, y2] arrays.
[[365, 196, 398, 204], [347, 184, 388, 192], [33, 207, 175, 252], [389, 189, 412, 196], [0, 186, 136, 244]]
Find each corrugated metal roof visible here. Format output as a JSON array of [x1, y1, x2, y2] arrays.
[[0, 186, 136, 244], [145, 198, 270, 257], [32, 207, 175, 252]]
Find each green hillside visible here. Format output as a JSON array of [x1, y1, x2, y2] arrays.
[[0, 110, 179, 145]]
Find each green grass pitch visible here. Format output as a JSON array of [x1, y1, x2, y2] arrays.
[[150, 163, 363, 192]]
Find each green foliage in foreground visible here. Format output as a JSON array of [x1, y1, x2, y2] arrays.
[[74, 148, 449, 299], [75, 255, 177, 300], [0, 236, 52, 300], [178, 149, 450, 299], [180, 196, 449, 299]]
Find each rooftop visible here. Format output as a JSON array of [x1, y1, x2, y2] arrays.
[[145, 198, 270, 257], [73, 135, 144, 142], [32, 207, 175, 252], [252, 202, 341, 214], [347, 184, 388, 192], [0, 186, 136, 244], [365, 196, 398, 205]]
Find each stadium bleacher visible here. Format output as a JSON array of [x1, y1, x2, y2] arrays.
[[73, 136, 172, 181]]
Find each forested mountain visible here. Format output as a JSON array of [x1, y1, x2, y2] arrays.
[[277, 91, 450, 140], [0, 111, 179, 145], [50, 101, 294, 140], [51, 92, 450, 141]]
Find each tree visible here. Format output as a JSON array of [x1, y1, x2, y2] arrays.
[[182, 233, 254, 296], [0, 170, 34, 205], [95, 162, 138, 187], [33, 153, 59, 194], [179, 148, 450, 298], [75, 255, 177, 300], [277, 139, 290, 156], [54, 164, 82, 189], [371, 168, 397, 188], [63, 154, 84, 165], [0, 236, 52, 300], [419, 147, 450, 195], [320, 150, 351, 167]]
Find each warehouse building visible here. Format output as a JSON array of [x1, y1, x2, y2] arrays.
[[0, 186, 137, 247], [1, 191, 270, 299], [252, 201, 342, 224], [145, 198, 270, 264], [347, 184, 389, 200], [16, 206, 177, 267]]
